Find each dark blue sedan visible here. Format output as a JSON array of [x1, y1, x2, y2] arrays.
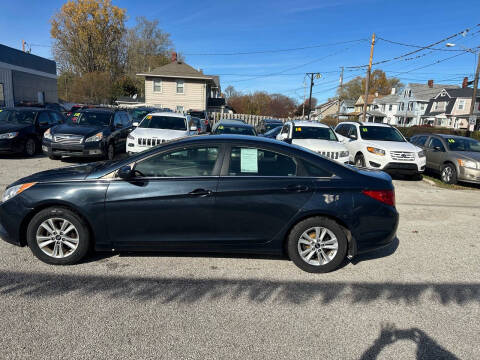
[[0, 135, 398, 273]]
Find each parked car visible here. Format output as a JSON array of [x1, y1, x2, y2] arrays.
[[126, 112, 197, 154], [261, 125, 283, 139], [256, 118, 284, 134], [277, 121, 349, 164], [0, 107, 65, 156], [212, 120, 256, 136], [191, 117, 207, 134], [187, 110, 210, 132], [0, 135, 398, 273], [44, 103, 66, 113], [410, 133, 480, 184], [42, 108, 131, 160], [335, 122, 426, 176]]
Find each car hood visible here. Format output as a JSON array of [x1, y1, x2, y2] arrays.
[[0, 123, 32, 133], [360, 140, 420, 153], [131, 127, 189, 140], [292, 139, 347, 152], [52, 123, 106, 137], [451, 151, 480, 161], [9, 163, 98, 187]]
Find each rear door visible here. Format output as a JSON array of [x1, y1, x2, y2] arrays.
[[214, 145, 313, 245], [105, 144, 224, 247]]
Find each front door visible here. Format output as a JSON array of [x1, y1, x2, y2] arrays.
[[105, 145, 222, 247], [214, 146, 313, 245], [425, 137, 446, 172]]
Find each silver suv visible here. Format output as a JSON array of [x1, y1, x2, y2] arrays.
[[410, 134, 480, 184]]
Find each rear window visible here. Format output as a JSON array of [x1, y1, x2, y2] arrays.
[[0, 110, 36, 124], [139, 115, 187, 130], [214, 125, 256, 136], [292, 126, 337, 141]]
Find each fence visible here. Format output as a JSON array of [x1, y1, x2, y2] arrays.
[[208, 112, 306, 127]]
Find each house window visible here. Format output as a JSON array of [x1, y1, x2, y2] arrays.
[[176, 105, 184, 113], [176, 80, 184, 94], [408, 90, 412, 97], [153, 79, 162, 92], [458, 99, 465, 110], [420, 103, 426, 111], [433, 102, 438, 111], [389, 104, 393, 111]]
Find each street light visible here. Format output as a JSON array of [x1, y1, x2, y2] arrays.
[[445, 43, 480, 134]]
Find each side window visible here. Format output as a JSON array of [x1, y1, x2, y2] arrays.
[[280, 125, 290, 136], [228, 147, 296, 177], [50, 111, 64, 124], [37, 112, 50, 125], [303, 160, 332, 177], [135, 147, 219, 177], [335, 124, 344, 136], [347, 125, 357, 139], [120, 112, 130, 126], [427, 138, 445, 151], [412, 135, 427, 146], [113, 113, 123, 127]]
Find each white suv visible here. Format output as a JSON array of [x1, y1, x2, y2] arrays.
[[334, 121, 426, 175], [276, 121, 349, 164], [126, 112, 198, 154]]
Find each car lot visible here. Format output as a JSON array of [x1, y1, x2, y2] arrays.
[[0, 155, 479, 359]]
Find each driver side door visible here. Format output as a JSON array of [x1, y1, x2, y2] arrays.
[[105, 145, 224, 249]]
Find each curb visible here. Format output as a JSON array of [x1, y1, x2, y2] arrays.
[[422, 178, 436, 186]]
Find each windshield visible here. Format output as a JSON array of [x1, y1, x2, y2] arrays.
[[130, 109, 154, 122], [68, 112, 111, 126], [139, 115, 187, 130], [0, 110, 36, 125], [359, 126, 405, 142], [446, 137, 480, 152], [214, 125, 256, 136], [265, 123, 283, 132], [188, 111, 205, 118], [292, 126, 337, 141]]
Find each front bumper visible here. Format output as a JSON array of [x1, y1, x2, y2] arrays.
[[365, 153, 426, 174], [0, 196, 31, 247], [42, 139, 105, 158], [458, 166, 480, 184], [0, 138, 25, 154]]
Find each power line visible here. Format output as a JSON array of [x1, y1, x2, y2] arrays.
[[183, 39, 368, 56], [376, 37, 466, 51]]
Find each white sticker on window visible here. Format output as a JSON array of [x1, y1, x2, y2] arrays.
[[240, 148, 258, 173]]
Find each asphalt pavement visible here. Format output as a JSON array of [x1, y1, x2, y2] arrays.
[[0, 155, 479, 359]]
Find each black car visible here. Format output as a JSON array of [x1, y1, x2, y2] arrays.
[[261, 125, 283, 139], [256, 118, 284, 134], [42, 108, 131, 160], [0, 135, 398, 273], [212, 120, 257, 136], [0, 107, 65, 156]]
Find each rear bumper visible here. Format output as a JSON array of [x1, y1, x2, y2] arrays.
[[42, 140, 105, 158]]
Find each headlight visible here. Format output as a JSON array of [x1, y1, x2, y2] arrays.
[[2, 183, 36, 203], [85, 132, 103, 142], [457, 159, 478, 169], [367, 147, 385, 156], [0, 132, 19, 140], [340, 151, 349, 158], [418, 150, 425, 158], [127, 134, 135, 140], [43, 128, 53, 140]]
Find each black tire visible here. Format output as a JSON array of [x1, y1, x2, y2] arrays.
[[26, 207, 91, 265], [440, 163, 457, 184], [354, 153, 366, 168], [287, 217, 347, 273], [24, 138, 37, 157], [407, 173, 422, 181], [49, 155, 61, 160], [106, 143, 115, 160]]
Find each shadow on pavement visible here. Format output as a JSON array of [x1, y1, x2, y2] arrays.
[[0, 270, 478, 305], [360, 323, 459, 360]]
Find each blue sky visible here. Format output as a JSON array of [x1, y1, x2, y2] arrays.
[[1, 0, 480, 103]]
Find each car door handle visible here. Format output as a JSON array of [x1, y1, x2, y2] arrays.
[[285, 184, 310, 193], [188, 188, 212, 197]]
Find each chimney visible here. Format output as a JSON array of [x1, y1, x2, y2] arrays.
[[427, 80, 434, 88], [391, 87, 396, 95], [374, 91, 379, 97], [171, 51, 177, 62], [462, 77, 469, 88]]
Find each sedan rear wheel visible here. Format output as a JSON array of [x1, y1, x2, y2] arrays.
[[288, 217, 347, 273], [27, 207, 90, 265]]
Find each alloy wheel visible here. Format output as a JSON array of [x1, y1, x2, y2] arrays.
[[442, 167, 452, 183], [36, 218, 79, 258], [297, 227, 338, 266], [25, 139, 36, 156]]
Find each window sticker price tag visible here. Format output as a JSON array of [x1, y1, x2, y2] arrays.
[[447, 138, 455, 143], [240, 148, 258, 173], [362, 128, 368, 132], [295, 127, 302, 132], [146, 115, 152, 119], [74, 113, 80, 116]]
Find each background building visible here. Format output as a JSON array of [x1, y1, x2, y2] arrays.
[[0, 43, 57, 107]]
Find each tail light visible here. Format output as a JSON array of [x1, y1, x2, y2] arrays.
[[362, 189, 395, 207]]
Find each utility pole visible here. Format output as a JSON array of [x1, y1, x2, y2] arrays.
[[362, 33, 376, 122], [302, 78, 307, 118], [468, 52, 480, 135], [306, 72, 321, 120], [337, 66, 344, 124], [22, 39, 25, 52]]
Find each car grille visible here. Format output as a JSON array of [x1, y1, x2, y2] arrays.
[[319, 151, 339, 160], [390, 151, 415, 161], [137, 138, 167, 147], [53, 134, 84, 145]]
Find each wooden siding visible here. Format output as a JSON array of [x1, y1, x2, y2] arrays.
[[144, 77, 206, 110]]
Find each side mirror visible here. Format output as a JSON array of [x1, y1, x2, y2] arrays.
[[284, 138, 292, 144], [349, 134, 357, 140], [190, 126, 198, 131], [115, 123, 123, 129], [117, 165, 133, 179], [433, 146, 443, 152], [39, 121, 48, 127], [132, 122, 139, 127]]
